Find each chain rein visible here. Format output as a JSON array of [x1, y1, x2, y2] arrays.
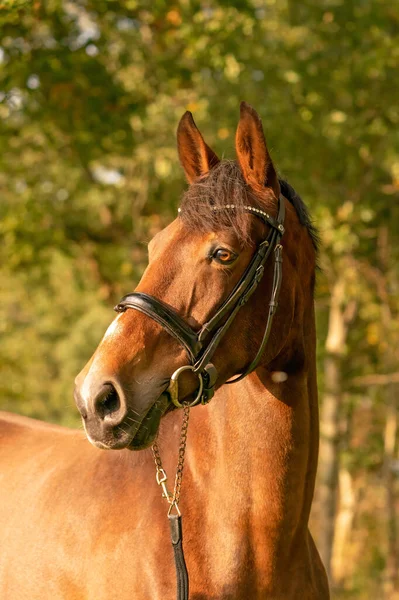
[[152, 403, 190, 516], [152, 403, 191, 600]]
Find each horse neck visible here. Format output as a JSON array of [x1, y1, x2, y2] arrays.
[[182, 301, 319, 556]]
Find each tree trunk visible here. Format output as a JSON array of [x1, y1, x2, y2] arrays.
[[316, 278, 356, 584], [378, 226, 399, 598], [317, 353, 341, 582], [383, 383, 398, 598], [331, 466, 355, 585]]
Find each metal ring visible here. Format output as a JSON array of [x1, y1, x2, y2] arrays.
[[168, 365, 204, 409]]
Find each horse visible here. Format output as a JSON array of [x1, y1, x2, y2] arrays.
[[0, 102, 329, 599]]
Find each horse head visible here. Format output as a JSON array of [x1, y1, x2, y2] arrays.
[[74, 102, 316, 451]]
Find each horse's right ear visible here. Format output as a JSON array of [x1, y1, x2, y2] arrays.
[[177, 111, 220, 184]]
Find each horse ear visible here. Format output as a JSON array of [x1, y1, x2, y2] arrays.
[[177, 111, 220, 183], [235, 102, 280, 197]]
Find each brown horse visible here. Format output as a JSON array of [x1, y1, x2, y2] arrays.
[[0, 103, 329, 599]]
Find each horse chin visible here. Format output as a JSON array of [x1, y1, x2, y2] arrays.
[[84, 426, 132, 451]]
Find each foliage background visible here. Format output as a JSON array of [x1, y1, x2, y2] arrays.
[[1, 1, 398, 597]]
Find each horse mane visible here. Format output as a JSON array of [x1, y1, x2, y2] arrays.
[[179, 160, 319, 251], [278, 178, 319, 252]]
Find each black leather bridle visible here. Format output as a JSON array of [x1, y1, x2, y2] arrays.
[[114, 196, 285, 408]]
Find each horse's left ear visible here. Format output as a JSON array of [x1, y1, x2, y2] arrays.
[[177, 111, 220, 183], [235, 102, 280, 198]]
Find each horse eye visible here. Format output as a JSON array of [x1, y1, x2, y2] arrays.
[[212, 248, 237, 265]]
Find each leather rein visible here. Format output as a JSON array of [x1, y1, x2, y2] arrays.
[[113, 196, 285, 600], [114, 195, 285, 408]]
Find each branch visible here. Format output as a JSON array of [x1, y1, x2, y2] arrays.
[[351, 373, 399, 387]]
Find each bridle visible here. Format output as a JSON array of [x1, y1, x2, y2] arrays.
[[114, 195, 285, 408], [113, 195, 285, 600]]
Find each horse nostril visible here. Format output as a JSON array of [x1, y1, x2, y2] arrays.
[[94, 383, 121, 420]]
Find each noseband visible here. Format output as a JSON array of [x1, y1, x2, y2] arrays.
[[114, 196, 285, 408]]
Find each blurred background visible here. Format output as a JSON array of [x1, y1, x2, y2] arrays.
[[1, 1, 398, 597]]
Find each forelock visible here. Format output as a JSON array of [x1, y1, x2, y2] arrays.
[[179, 160, 275, 244]]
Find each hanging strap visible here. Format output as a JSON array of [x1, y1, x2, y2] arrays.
[[169, 514, 189, 600]]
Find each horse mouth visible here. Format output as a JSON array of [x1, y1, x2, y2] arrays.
[[127, 393, 171, 451]]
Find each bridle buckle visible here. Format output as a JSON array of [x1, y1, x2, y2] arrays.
[[200, 363, 218, 405]]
